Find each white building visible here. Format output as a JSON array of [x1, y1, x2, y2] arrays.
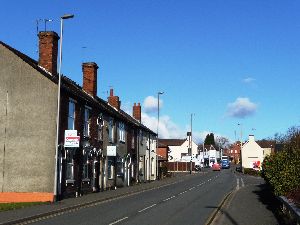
[[159, 138, 198, 162], [241, 135, 264, 170]]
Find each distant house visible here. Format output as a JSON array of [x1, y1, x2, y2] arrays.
[[226, 143, 241, 163], [241, 135, 264, 170], [159, 136, 198, 162], [198, 145, 220, 166]]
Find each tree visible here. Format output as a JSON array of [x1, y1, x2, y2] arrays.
[[204, 133, 215, 145]]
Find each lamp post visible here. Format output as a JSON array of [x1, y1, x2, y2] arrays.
[[156, 91, 164, 180], [189, 113, 194, 174], [238, 123, 243, 168], [54, 14, 74, 201]]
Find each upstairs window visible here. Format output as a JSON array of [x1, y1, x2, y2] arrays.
[[68, 99, 76, 130], [83, 106, 91, 137], [139, 130, 143, 145], [108, 118, 115, 143], [119, 122, 125, 143], [97, 114, 104, 141], [131, 130, 135, 149]]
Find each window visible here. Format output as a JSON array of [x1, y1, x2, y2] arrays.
[[131, 130, 135, 149], [82, 149, 90, 180], [66, 149, 75, 181], [97, 114, 104, 141], [68, 99, 76, 130], [139, 130, 143, 145], [107, 158, 114, 179], [108, 118, 114, 143], [83, 106, 91, 137], [151, 157, 155, 176], [119, 122, 125, 143]]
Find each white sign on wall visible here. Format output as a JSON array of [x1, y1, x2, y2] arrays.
[[107, 146, 117, 156], [64, 130, 80, 148]]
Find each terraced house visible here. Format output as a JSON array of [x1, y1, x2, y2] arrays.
[[0, 31, 156, 203]]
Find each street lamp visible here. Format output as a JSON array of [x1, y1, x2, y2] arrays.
[[156, 91, 164, 180], [54, 14, 74, 201], [189, 113, 194, 174], [238, 123, 243, 168]]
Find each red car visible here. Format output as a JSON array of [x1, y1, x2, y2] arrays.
[[212, 163, 221, 171]]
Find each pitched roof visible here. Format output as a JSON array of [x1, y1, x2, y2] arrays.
[[0, 40, 156, 135], [159, 139, 186, 146]]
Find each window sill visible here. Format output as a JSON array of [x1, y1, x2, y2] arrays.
[[82, 178, 90, 182], [66, 179, 75, 184]]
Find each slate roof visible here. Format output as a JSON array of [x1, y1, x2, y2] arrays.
[[158, 139, 186, 146], [0, 41, 156, 135]]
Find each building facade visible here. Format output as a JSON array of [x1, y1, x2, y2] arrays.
[[0, 31, 156, 202]]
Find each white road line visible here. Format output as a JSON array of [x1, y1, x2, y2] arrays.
[[241, 177, 245, 187], [189, 187, 195, 190], [163, 197, 171, 202], [236, 178, 240, 190], [138, 204, 157, 213], [109, 217, 129, 225]]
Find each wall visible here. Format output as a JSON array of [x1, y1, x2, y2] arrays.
[[242, 139, 264, 170], [0, 45, 57, 200]]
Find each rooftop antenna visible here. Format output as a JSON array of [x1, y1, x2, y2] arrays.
[[35, 19, 53, 55], [43, 19, 53, 31]]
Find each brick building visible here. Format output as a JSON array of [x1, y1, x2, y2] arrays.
[[0, 31, 156, 202]]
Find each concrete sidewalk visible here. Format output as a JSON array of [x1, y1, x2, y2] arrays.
[[210, 175, 288, 225], [0, 173, 193, 225]]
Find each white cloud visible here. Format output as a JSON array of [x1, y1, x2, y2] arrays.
[[143, 96, 163, 113], [242, 77, 256, 83], [226, 97, 257, 118]]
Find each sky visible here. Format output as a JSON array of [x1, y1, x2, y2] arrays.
[[1, 0, 300, 144]]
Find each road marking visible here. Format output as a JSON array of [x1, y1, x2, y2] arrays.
[[236, 178, 240, 190], [138, 204, 157, 213], [189, 187, 195, 190], [109, 217, 129, 225], [241, 177, 245, 187]]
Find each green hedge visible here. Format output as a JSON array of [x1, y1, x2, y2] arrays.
[[262, 148, 300, 196]]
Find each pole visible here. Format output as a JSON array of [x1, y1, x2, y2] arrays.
[[190, 113, 193, 174], [156, 92, 163, 180], [54, 14, 74, 201]]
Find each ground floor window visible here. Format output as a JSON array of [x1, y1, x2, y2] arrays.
[[107, 157, 114, 179], [66, 148, 76, 181]]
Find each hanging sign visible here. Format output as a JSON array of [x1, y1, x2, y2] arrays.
[[64, 130, 80, 147]]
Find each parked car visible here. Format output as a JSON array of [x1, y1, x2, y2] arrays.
[[212, 163, 221, 171]]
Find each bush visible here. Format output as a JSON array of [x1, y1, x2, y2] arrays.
[[262, 148, 300, 196]]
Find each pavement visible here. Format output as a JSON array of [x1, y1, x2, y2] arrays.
[[0, 170, 290, 225], [209, 172, 290, 225]]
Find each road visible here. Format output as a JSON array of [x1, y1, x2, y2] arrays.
[[30, 169, 236, 225]]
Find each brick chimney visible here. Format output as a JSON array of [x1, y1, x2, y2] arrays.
[[82, 62, 98, 97], [38, 31, 59, 75], [108, 89, 121, 110], [133, 103, 141, 122]]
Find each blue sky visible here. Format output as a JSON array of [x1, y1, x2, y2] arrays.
[[1, 0, 300, 143]]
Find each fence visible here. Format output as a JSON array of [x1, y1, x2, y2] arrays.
[[162, 161, 195, 172]]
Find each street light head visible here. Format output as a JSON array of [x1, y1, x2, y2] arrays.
[[158, 91, 164, 95], [61, 14, 74, 19]]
